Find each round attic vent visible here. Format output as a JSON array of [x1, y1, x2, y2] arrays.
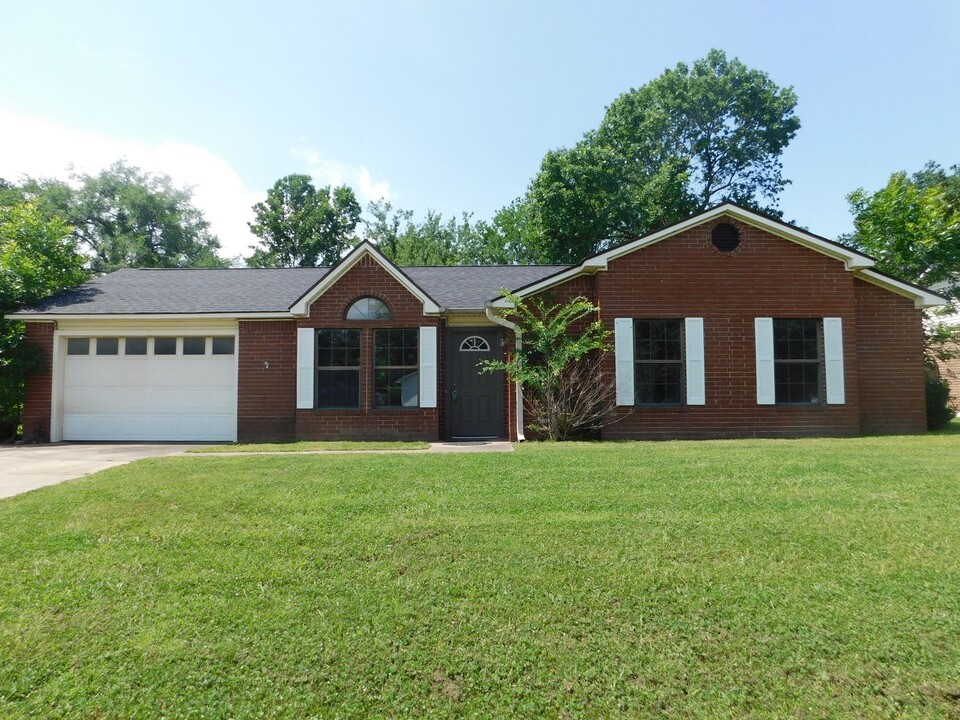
[[711, 223, 741, 252]]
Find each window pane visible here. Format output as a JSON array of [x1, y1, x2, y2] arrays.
[[635, 320, 682, 361], [775, 362, 820, 404], [183, 337, 206, 355], [125, 337, 148, 355], [154, 337, 177, 355], [67, 338, 89, 355], [635, 362, 683, 404], [212, 336, 235, 355], [316, 369, 360, 408], [96, 337, 119, 355], [374, 329, 418, 368], [346, 297, 392, 320], [374, 368, 419, 407], [317, 329, 361, 367], [774, 319, 819, 360]]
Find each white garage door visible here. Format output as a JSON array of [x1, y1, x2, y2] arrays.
[[62, 335, 237, 441]]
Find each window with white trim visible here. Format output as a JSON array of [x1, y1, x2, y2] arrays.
[[346, 297, 391, 320], [459, 335, 491, 352]]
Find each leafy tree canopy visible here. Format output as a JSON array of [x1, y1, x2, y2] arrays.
[[523, 49, 800, 263], [0, 200, 88, 439], [17, 161, 225, 273], [364, 200, 525, 266], [247, 175, 361, 267], [844, 163, 960, 296]]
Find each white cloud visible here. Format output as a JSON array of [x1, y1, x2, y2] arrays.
[[294, 145, 393, 206], [0, 108, 261, 259], [0, 110, 396, 262]]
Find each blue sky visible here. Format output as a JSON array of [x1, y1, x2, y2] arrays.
[[1, 0, 958, 258]]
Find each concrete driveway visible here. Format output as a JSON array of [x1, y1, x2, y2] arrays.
[[0, 444, 193, 499]]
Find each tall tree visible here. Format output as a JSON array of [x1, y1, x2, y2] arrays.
[[247, 175, 361, 267], [844, 163, 960, 428], [0, 201, 87, 439], [21, 161, 226, 272], [522, 49, 800, 263], [844, 164, 960, 294], [364, 201, 517, 266]]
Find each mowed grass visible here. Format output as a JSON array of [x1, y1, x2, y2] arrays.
[[187, 440, 430, 453], [1, 431, 959, 718]]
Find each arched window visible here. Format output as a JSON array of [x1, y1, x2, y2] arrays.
[[459, 335, 491, 352], [346, 297, 391, 320]]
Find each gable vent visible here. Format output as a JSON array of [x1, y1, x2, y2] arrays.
[[711, 223, 741, 252]]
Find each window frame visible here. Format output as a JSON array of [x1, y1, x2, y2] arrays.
[[314, 328, 362, 409], [633, 319, 686, 406], [773, 318, 823, 405], [373, 328, 420, 409]]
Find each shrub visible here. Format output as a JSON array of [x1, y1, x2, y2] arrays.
[[926, 374, 956, 430]]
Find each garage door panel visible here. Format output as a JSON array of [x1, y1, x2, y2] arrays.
[[62, 340, 237, 441]]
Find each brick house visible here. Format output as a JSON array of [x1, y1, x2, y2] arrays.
[[10, 203, 945, 443]]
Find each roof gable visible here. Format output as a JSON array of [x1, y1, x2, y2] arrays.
[[491, 202, 946, 309], [289, 241, 441, 316]]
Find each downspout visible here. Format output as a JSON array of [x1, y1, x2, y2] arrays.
[[485, 306, 525, 442]]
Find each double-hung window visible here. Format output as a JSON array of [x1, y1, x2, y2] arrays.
[[374, 329, 419, 407], [773, 319, 821, 404], [634, 319, 684, 404], [316, 329, 361, 408]]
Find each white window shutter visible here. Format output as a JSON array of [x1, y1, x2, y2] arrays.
[[684, 317, 705, 405], [419, 326, 438, 408], [296, 328, 315, 409], [614, 318, 634, 406], [755, 317, 775, 405], [823, 317, 845, 404]]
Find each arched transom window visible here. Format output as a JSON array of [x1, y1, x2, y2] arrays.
[[346, 297, 391, 320], [459, 335, 491, 352]]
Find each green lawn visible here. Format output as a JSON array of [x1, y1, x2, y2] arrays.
[[1, 431, 959, 718], [187, 440, 430, 453]]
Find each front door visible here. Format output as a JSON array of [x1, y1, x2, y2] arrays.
[[447, 329, 503, 439]]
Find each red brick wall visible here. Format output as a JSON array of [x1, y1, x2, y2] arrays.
[[295, 256, 441, 441], [21, 322, 54, 442], [237, 320, 298, 442], [854, 279, 927, 434], [529, 219, 873, 439]]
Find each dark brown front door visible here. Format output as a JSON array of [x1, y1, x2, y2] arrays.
[[447, 329, 503, 439]]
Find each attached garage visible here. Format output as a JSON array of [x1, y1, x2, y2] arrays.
[[58, 333, 237, 441]]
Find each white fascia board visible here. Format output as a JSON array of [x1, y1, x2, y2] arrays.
[[489, 266, 588, 308], [289, 242, 442, 316], [855, 269, 948, 309], [602, 204, 875, 269], [498, 204, 877, 303]]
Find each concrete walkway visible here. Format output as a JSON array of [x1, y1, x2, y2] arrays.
[[178, 441, 514, 457], [0, 443, 192, 499], [0, 441, 513, 499]]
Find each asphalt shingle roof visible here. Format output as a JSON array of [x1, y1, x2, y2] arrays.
[[12, 265, 569, 316]]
